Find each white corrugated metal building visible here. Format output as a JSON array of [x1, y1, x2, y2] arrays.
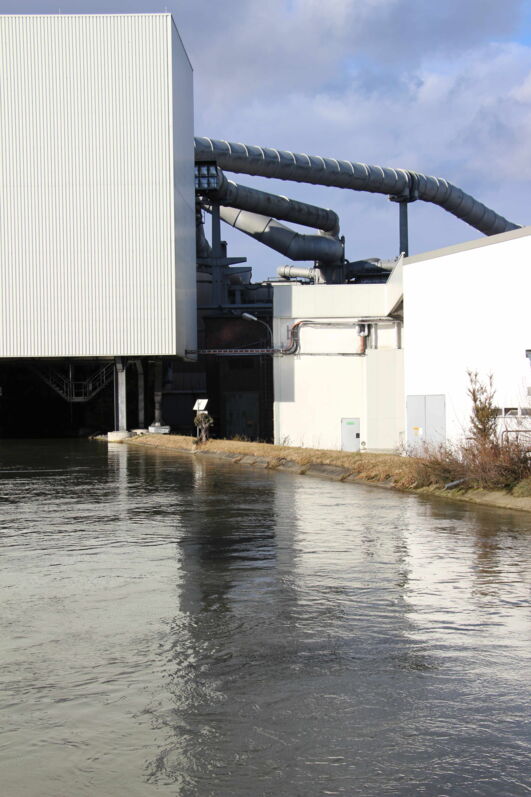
[[0, 13, 196, 359]]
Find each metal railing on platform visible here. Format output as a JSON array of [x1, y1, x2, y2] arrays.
[[30, 361, 115, 402]]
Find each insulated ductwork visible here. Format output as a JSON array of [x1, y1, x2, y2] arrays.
[[277, 259, 392, 283], [277, 265, 320, 281], [195, 214, 212, 259], [207, 205, 344, 264], [195, 138, 520, 237], [213, 175, 340, 235]]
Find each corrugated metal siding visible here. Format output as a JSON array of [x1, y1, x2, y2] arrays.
[[171, 19, 197, 356], [0, 14, 193, 357]]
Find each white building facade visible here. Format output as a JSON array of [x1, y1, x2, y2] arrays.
[[273, 265, 405, 452], [403, 227, 531, 447], [273, 228, 531, 453], [0, 14, 196, 358]]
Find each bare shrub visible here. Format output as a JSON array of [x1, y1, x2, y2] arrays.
[[407, 370, 531, 491], [467, 370, 498, 444], [463, 371, 530, 488], [193, 412, 214, 444], [403, 443, 465, 489], [462, 438, 531, 489], [407, 438, 530, 491]]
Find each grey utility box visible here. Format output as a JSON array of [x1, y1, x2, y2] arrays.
[[341, 418, 361, 452], [406, 394, 446, 447]]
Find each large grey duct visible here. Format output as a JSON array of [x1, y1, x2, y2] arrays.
[[196, 215, 212, 259], [277, 265, 320, 281], [210, 205, 344, 263], [214, 174, 339, 235], [277, 259, 392, 283], [195, 138, 520, 237]]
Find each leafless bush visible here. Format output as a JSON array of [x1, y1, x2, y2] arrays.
[[408, 438, 530, 491], [464, 438, 530, 489], [467, 370, 498, 444], [408, 370, 531, 491]]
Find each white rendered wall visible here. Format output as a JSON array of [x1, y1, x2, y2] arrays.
[[273, 282, 404, 451], [274, 337, 367, 449], [403, 229, 531, 443], [366, 349, 405, 451], [0, 14, 196, 357]]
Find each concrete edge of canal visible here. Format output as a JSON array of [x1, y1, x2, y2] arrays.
[[101, 433, 531, 516]]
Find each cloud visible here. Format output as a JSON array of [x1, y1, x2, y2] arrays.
[[2, 0, 530, 277], [177, 0, 526, 106], [192, 31, 531, 275]]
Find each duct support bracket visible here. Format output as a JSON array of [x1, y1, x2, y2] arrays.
[[389, 174, 419, 257]]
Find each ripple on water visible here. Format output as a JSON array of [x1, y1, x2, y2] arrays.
[[0, 440, 530, 797]]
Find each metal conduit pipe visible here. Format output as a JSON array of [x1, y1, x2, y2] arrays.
[[277, 265, 319, 281], [195, 137, 520, 237], [204, 205, 344, 264], [282, 318, 397, 355], [215, 174, 340, 235]]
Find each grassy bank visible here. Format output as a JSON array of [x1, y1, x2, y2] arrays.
[[123, 434, 531, 514]]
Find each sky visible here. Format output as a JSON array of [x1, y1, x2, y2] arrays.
[[3, 0, 531, 280]]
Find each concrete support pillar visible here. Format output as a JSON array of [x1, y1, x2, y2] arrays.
[[153, 359, 162, 426], [116, 357, 127, 432], [149, 359, 170, 434], [210, 203, 228, 306], [135, 359, 145, 428], [108, 357, 131, 441]]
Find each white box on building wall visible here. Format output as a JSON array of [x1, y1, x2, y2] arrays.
[[0, 13, 196, 358]]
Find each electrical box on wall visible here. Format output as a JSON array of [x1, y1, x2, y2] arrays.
[[341, 418, 361, 452]]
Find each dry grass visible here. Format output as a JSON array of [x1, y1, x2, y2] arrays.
[[127, 433, 531, 491], [126, 433, 424, 486], [124, 434, 531, 511]]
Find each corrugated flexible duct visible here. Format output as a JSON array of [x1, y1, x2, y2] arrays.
[[208, 205, 344, 263], [214, 174, 340, 235], [195, 138, 520, 237]]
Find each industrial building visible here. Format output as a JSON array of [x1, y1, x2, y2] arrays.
[[272, 267, 404, 451], [403, 227, 531, 448], [0, 13, 529, 448], [0, 13, 197, 436], [273, 230, 531, 452]]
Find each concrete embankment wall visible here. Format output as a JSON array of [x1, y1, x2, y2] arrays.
[[121, 434, 531, 515]]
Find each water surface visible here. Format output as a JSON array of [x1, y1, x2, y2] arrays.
[[1, 440, 530, 796]]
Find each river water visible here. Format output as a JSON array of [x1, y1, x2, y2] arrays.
[[0, 440, 530, 796]]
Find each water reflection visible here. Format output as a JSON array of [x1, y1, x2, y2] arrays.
[[0, 441, 530, 797]]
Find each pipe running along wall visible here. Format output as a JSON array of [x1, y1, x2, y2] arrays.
[[195, 138, 520, 237], [204, 205, 344, 264], [281, 319, 397, 355]]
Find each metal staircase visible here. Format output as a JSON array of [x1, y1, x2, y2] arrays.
[[31, 361, 115, 403]]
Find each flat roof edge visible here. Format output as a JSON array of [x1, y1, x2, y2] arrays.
[[404, 224, 531, 265], [0, 12, 173, 18]]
